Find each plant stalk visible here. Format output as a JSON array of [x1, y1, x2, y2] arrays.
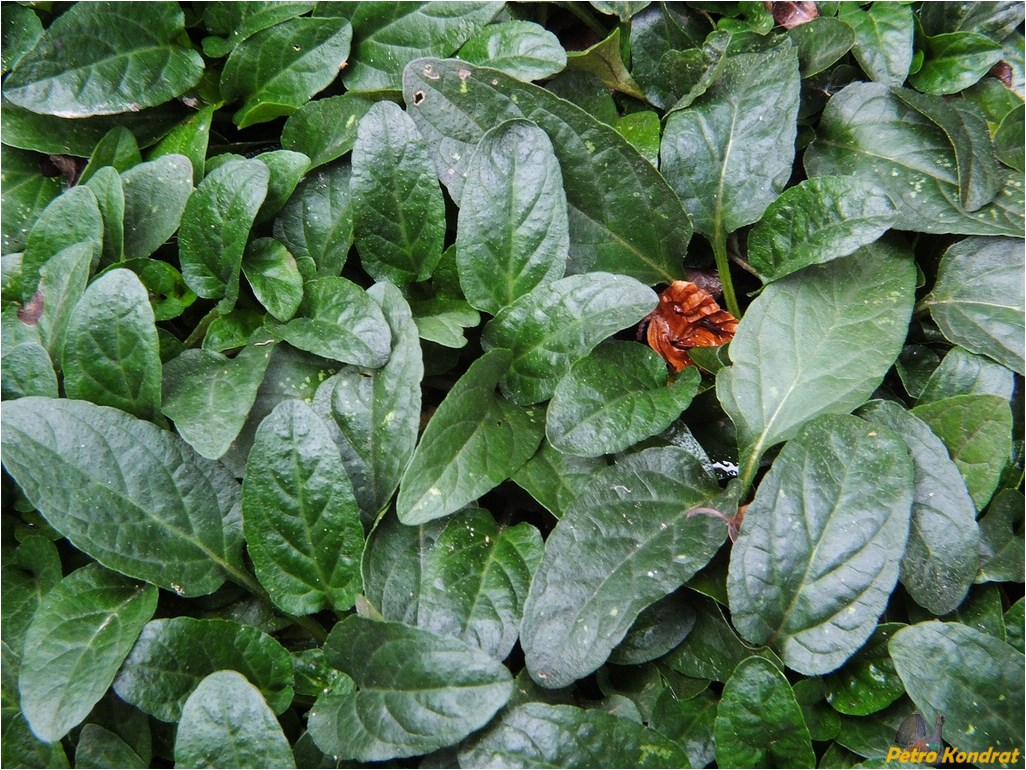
[[712, 228, 742, 319]]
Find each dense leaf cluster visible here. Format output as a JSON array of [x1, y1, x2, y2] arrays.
[[1, 2, 1023, 768]]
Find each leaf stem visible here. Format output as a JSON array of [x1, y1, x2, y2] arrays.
[[712, 228, 742, 319], [225, 564, 329, 643], [183, 307, 219, 348]]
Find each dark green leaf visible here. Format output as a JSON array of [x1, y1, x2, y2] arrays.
[[889, 622, 1024, 758], [615, 111, 661, 167], [977, 489, 1025, 584], [1, 397, 244, 595], [309, 616, 513, 761], [203, 1, 316, 54], [839, 2, 914, 86], [521, 447, 723, 688], [220, 17, 351, 128], [243, 399, 363, 614], [174, 670, 296, 769], [1, 713, 69, 769], [272, 160, 353, 279], [242, 238, 304, 322], [714, 656, 815, 768], [0, 145, 61, 254], [629, 5, 709, 110], [397, 349, 544, 524], [281, 94, 375, 169], [728, 414, 914, 675], [804, 82, 1024, 236], [148, 104, 216, 182], [590, 1, 651, 20], [404, 58, 692, 282], [650, 688, 717, 769], [162, 343, 273, 460], [481, 273, 657, 406], [18, 564, 156, 742], [1, 5, 42, 73], [4, 1, 203, 117], [910, 31, 1004, 95], [456, 120, 568, 315], [61, 269, 162, 421], [33, 243, 94, 360], [746, 176, 896, 282], [201, 310, 265, 353], [75, 724, 146, 769], [279, 276, 391, 366], [460, 702, 690, 768], [546, 342, 700, 457], [1005, 599, 1024, 654], [824, 623, 906, 716], [512, 440, 606, 519], [409, 297, 480, 348], [920, 1, 1025, 38], [917, 347, 1015, 404], [1, 341, 58, 400], [609, 592, 696, 665], [343, 3, 502, 92], [995, 104, 1025, 172], [565, 28, 645, 100], [920, 236, 1024, 374], [659, 32, 732, 115], [114, 617, 294, 721], [458, 21, 566, 81], [787, 16, 855, 77], [717, 244, 915, 480], [83, 167, 125, 266], [912, 394, 1013, 511], [0, 537, 62, 653], [120, 154, 193, 260], [80, 126, 141, 185], [179, 158, 269, 312], [253, 149, 311, 224], [660, 45, 800, 236]]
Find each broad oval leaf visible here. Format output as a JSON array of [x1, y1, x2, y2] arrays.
[[481, 272, 656, 406], [61, 269, 162, 421], [512, 440, 606, 520], [351, 101, 445, 285], [113, 617, 294, 722], [727, 414, 914, 675], [203, 1, 316, 53], [174, 671, 296, 769], [75, 724, 146, 769], [281, 94, 375, 170], [660, 44, 800, 237], [272, 160, 353, 279], [279, 276, 391, 367], [458, 21, 566, 81], [824, 623, 906, 717], [921, 236, 1024, 374], [456, 119, 568, 315], [717, 244, 915, 481], [0, 144, 61, 254], [19, 564, 157, 743], [713, 657, 815, 768], [546, 342, 700, 457], [243, 399, 364, 615], [308, 616, 513, 762], [889, 622, 1024, 757], [839, 2, 914, 86], [910, 31, 1003, 96], [459, 702, 690, 769], [1, 341, 58, 400], [34, 243, 94, 359], [148, 104, 215, 182], [179, 159, 270, 312], [221, 17, 352, 129], [977, 491, 1024, 585], [1, 397, 243, 596], [242, 238, 303, 322], [253, 149, 311, 224], [4, 1, 203, 117], [404, 57, 691, 282], [918, 346, 1015, 404], [747, 176, 897, 282], [397, 349, 544, 525], [120, 155, 193, 261], [521, 446, 723, 688]]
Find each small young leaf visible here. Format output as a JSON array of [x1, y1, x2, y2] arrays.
[[281, 94, 375, 169], [565, 27, 645, 99], [148, 104, 216, 182], [80, 126, 141, 184], [242, 238, 304, 322], [666, 596, 775, 682], [273, 160, 354, 279], [839, 2, 914, 86], [83, 167, 125, 266], [650, 688, 717, 769], [458, 21, 566, 81], [787, 16, 855, 77], [253, 149, 311, 224], [120, 155, 193, 260], [409, 297, 480, 348]]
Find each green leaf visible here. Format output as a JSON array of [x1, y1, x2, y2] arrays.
[[351, 101, 445, 285], [2, 712, 69, 768], [1, 397, 243, 596], [242, 238, 303, 322], [920, 237, 1024, 374], [319, 283, 422, 522], [61, 269, 162, 421], [308, 616, 513, 762], [521, 447, 723, 688], [727, 414, 915, 675], [713, 657, 815, 768], [203, 1, 316, 54], [746, 176, 897, 282], [179, 158, 269, 312], [823, 623, 907, 716], [253, 149, 311, 224], [590, 1, 652, 20], [33, 243, 95, 360], [201, 310, 264, 353], [717, 245, 915, 482], [918, 347, 1015, 404], [4, 1, 203, 117], [279, 276, 391, 366], [977, 489, 1025, 583], [919, 2, 1026, 38], [912, 394, 1013, 511], [858, 401, 979, 615], [456, 119, 568, 315], [660, 44, 800, 237], [481, 273, 657, 406], [174, 670, 296, 769], [410, 297, 480, 348], [512, 440, 606, 519], [0, 145, 61, 254], [565, 28, 645, 100], [546, 342, 700, 457], [80, 126, 141, 184], [650, 688, 717, 769], [460, 702, 690, 768], [113, 617, 294, 721], [272, 160, 354, 279], [162, 343, 273, 460], [397, 349, 544, 525], [839, 2, 914, 86], [458, 21, 566, 82], [787, 16, 855, 77], [243, 399, 363, 615], [615, 111, 661, 167], [995, 104, 1025, 173], [1, 536, 62, 653], [148, 104, 216, 182], [911, 31, 1003, 95], [343, 2, 502, 92], [889, 622, 1024, 759], [120, 154, 194, 260], [281, 94, 375, 169], [1, 5, 42, 73], [804, 82, 1025, 236], [629, 5, 708, 110], [363, 507, 542, 659], [404, 58, 692, 282], [1, 341, 58, 400], [609, 592, 696, 665], [220, 17, 351, 129], [75, 724, 146, 769], [1005, 599, 1024, 654], [18, 564, 157, 742], [83, 167, 125, 266]]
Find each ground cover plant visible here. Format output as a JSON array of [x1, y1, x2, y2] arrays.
[[1, 1, 1024, 767]]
